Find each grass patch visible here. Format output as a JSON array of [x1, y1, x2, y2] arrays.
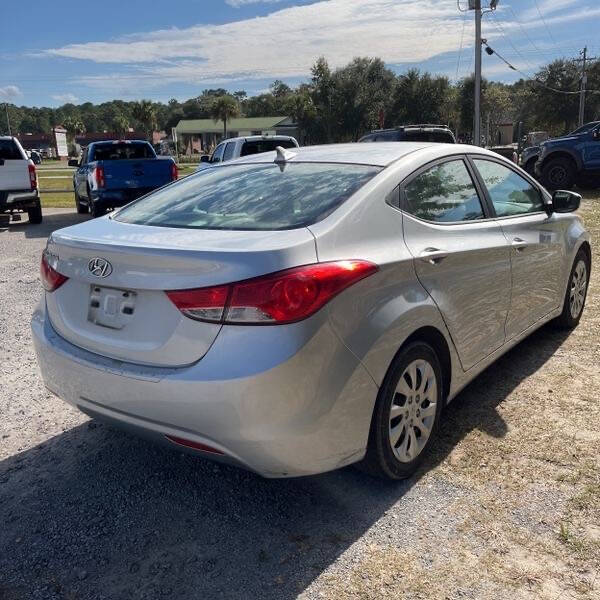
[[41, 192, 75, 208]]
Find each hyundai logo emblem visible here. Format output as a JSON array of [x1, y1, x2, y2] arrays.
[[88, 257, 112, 278]]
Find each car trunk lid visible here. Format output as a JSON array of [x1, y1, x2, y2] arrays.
[[45, 217, 317, 367]]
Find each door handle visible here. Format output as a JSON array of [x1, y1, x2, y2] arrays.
[[419, 247, 449, 264], [512, 237, 528, 252]]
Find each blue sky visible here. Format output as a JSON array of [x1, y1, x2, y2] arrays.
[[1, 0, 598, 107]]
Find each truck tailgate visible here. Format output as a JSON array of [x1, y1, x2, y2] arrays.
[[101, 159, 173, 191]]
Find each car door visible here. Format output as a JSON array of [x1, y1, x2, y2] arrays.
[[471, 157, 564, 339], [401, 156, 512, 371]]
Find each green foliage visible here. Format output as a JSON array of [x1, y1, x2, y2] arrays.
[[2, 56, 599, 145]]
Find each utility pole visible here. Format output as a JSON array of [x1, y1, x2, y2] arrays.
[[473, 0, 482, 146], [574, 47, 598, 127]]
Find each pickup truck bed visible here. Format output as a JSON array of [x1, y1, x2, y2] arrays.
[[0, 136, 41, 224]]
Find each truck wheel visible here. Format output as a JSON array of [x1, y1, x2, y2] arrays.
[[524, 158, 537, 176], [27, 203, 43, 224], [74, 190, 88, 214], [90, 201, 106, 219], [541, 157, 575, 190]]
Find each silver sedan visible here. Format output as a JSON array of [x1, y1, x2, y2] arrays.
[[32, 143, 591, 479]]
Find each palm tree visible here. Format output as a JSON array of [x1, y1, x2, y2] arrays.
[[63, 116, 85, 141], [132, 100, 157, 141], [210, 96, 240, 138], [112, 114, 130, 138]]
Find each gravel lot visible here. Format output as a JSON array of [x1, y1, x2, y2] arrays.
[[1, 205, 598, 600]]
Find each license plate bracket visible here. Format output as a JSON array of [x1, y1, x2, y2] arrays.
[[88, 285, 137, 330]]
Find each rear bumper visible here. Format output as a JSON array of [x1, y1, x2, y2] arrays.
[[32, 298, 378, 477], [91, 187, 160, 208], [0, 189, 39, 211]]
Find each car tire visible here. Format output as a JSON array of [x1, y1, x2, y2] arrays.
[[359, 341, 444, 480], [553, 248, 590, 330], [524, 158, 537, 176], [541, 157, 576, 190], [27, 203, 43, 224], [74, 190, 88, 214]]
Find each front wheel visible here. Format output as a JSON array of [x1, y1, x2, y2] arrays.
[[554, 249, 590, 329], [359, 342, 444, 480]]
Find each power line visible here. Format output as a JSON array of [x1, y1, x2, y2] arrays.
[[455, 8, 468, 79], [533, 0, 558, 48]]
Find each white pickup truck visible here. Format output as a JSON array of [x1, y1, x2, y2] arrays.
[[0, 136, 41, 224]]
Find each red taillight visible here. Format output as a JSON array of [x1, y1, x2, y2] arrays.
[[40, 252, 68, 292], [166, 260, 378, 325], [171, 162, 178, 181], [94, 165, 105, 188], [29, 163, 37, 190]]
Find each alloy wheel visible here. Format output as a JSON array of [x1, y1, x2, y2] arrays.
[[389, 359, 437, 463], [570, 260, 588, 319]]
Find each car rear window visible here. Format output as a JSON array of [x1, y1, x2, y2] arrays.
[[91, 142, 154, 161], [114, 163, 381, 230], [240, 139, 296, 156], [0, 140, 23, 160], [401, 131, 455, 143]]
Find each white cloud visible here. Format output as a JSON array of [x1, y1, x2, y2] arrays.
[[44, 0, 598, 92], [225, 0, 283, 6], [0, 85, 22, 100], [51, 93, 80, 104], [520, 0, 577, 21]]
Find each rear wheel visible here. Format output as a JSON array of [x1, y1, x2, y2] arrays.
[[360, 342, 444, 480], [554, 249, 590, 329], [27, 203, 42, 224], [74, 189, 88, 214], [541, 157, 576, 190]]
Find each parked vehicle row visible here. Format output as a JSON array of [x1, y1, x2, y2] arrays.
[[0, 136, 42, 224], [33, 142, 590, 480]]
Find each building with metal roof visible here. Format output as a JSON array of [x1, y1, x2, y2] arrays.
[[174, 117, 298, 154]]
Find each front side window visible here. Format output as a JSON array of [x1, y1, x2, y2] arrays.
[[211, 144, 225, 163], [403, 159, 484, 223], [114, 162, 381, 231], [473, 159, 544, 217], [223, 142, 236, 161]]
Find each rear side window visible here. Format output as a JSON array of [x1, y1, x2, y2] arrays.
[[0, 140, 23, 160], [240, 139, 296, 156], [473, 159, 543, 217], [91, 143, 154, 161], [403, 159, 484, 223], [114, 163, 381, 230]]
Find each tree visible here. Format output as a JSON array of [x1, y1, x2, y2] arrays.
[[112, 114, 130, 138], [62, 116, 85, 141], [132, 100, 157, 141], [210, 95, 240, 138]]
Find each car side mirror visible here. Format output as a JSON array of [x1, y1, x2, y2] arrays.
[[200, 155, 210, 163], [551, 190, 581, 213], [68, 159, 80, 167], [593, 129, 600, 140]]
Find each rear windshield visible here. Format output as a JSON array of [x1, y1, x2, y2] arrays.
[[91, 142, 154, 161], [401, 131, 455, 143], [0, 139, 23, 160], [240, 139, 296, 156], [114, 162, 381, 230]]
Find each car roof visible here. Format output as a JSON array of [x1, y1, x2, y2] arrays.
[[220, 135, 296, 143], [223, 142, 494, 168]]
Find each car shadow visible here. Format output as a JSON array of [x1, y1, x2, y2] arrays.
[[0, 324, 570, 600], [0, 210, 89, 238]]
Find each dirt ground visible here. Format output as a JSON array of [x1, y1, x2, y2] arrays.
[[0, 196, 599, 599]]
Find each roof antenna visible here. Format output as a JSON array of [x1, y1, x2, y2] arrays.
[[274, 146, 297, 165]]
